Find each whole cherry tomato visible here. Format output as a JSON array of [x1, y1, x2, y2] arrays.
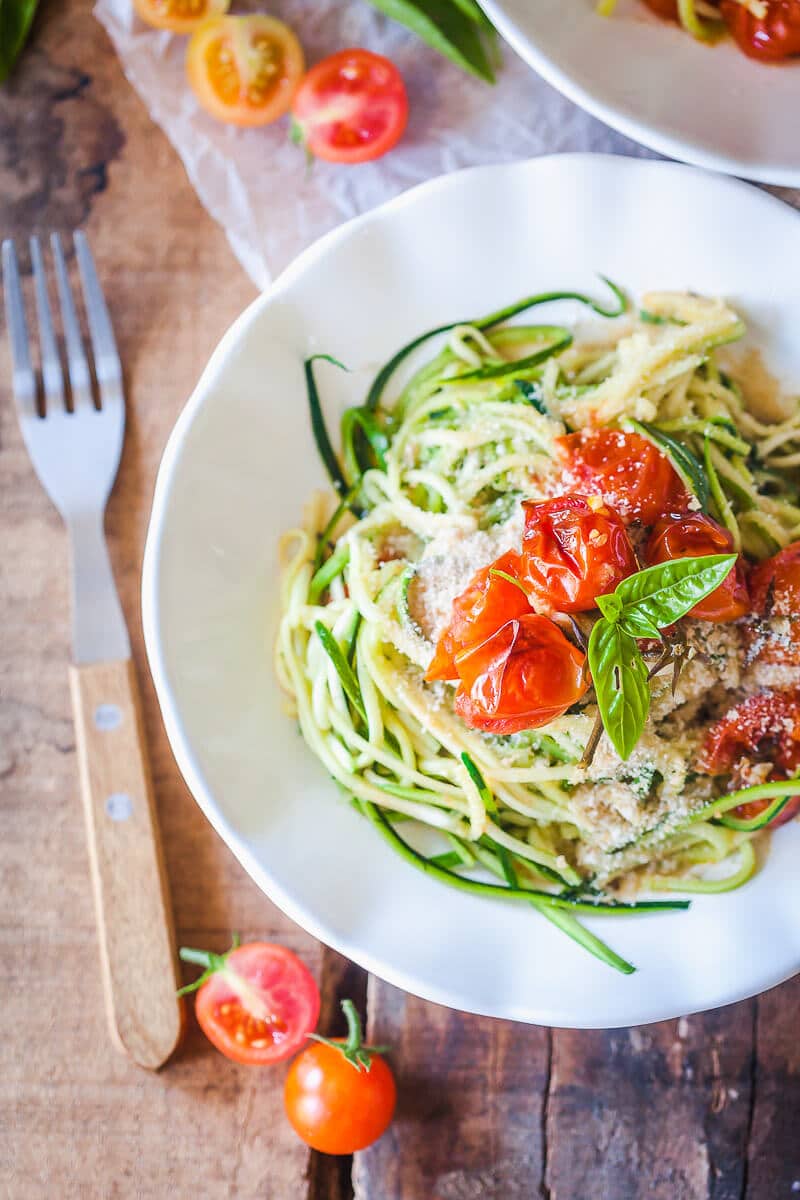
[[426, 551, 529, 682], [699, 689, 800, 827], [644, 513, 750, 622], [520, 494, 637, 614], [453, 613, 587, 735], [720, 0, 800, 60], [555, 429, 689, 526], [746, 540, 800, 665]]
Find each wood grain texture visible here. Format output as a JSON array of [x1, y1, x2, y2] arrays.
[[745, 975, 800, 1198]]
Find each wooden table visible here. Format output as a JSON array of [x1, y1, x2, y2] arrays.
[[2, 4, 798, 1197]]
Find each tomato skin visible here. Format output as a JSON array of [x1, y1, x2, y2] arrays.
[[746, 540, 800, 665], [721, 0, 800, 59], [642, 0, 680, 19], [520, 494, 637, 614], [284, 1041, 396, 1154], [292, 49, 408, 165], [555, 429, 689, 526], [645, 513, 750, 622], [453, 613, 587, 735], [426, 551, 529, 682], [187, 16, 305, 128], [193, 943, 320, 1065], [134, 0, 228, 33]]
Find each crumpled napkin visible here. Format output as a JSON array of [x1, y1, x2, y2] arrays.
[[94, 0, 649, 287]]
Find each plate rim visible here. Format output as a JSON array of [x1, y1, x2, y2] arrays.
[[142, 154, 800, 1028]]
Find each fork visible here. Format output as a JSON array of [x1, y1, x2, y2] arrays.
[[3, 234, 184, 1070]]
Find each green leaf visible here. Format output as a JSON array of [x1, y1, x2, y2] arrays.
[[595, 593, 622, 623], [364, 0, 497, 82], [588, 619, 650, 762], [612, 553, 736, 631], [0, 0, 38, 83], [624, 418, 710, 512]]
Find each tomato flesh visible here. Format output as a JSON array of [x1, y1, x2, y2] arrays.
[[645, 513, 750, 622], [555, 429, 689, 526], [194, 943, 320, 1065], [134, 0, 228, 33], [745, 540, 800, 665], [187, 16, 305, 127], [284, 1040, 396, 1154], [721, 0, 800, 59], [426, 551, 529, 682], [292, 49, 408, 164], [453, 613, 587, 735], [520, 494, 637, 614]]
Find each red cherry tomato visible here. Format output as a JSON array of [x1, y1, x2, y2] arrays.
[[746, 540, 800, 665], [555, 429, 690, 525], [644, 513, 750, 622], [291, 49, 408, 165], [187, 942, 320, 1065], [284, 1041, 396, 1154], [642, 0, 680, 19], [426, 551, 529, 682], [699, 689, 800, 827], [720, 0, 800, 60], [453, 613, 587, 735], [520, 494, 637, 614]]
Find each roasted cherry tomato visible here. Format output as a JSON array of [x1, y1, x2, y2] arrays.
[[186, 15, 305, 127], [134, 0, 227, 32], [284, 1001, 396, 1154], [746, 540, 800, 665], [644, 513, 750, 622], [426, 551, 529, 682], [721, 0, 800, 59], [555, 429, 689, 526], [453, 613, 587, 735], [179, 940, 320, 1065], [642, 0, 680, 19], [291, 49, 408, 164], [699, 689, 800, 827], [520, 494, 637, 614]]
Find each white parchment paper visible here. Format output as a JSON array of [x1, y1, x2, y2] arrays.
[[95, 0, 651, 287]]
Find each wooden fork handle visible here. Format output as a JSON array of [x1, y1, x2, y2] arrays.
[[69, 659, 184, 1070]]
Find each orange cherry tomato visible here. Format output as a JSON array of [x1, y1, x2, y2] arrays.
[[520, 494, 637, 614], [699, 689, 800, 827], [186, 16, 305, 127], [291, 49, 408, 164], [746, 540, 800, 665], [426, 551, 529, 682], [453, 613, 587, 735], [720, 0, 800, 59], [284, 1042, 396, 1154], [134, 0, 227, 33], [645, 513, 750, 622], [185, 941, 320, 1065], [555, 429, 689, 526]]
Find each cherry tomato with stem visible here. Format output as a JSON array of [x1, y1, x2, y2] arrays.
[[555, 429, 690, 525], [746, 540, 800, 665], [291, 49, 408, 165], [178, 938, 320, 1064], [284, 1000, 396, 1154], [720, 0, 800, 60], [645, 513, 750, 622]]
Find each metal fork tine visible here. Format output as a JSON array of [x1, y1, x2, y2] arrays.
[[50, 232, 94, 412], [1, 239, 38, 419], [74, 232, 123, 404], [30, 236, 66, 415]]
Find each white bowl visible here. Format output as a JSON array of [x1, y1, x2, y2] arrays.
[[143, 155, 800, 1028], [483, 0, 800, 186]]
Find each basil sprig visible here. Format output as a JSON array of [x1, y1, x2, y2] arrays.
[[0, 0, 38, 83], [364, 0, 498, 83], [588, 553, 737, 761]]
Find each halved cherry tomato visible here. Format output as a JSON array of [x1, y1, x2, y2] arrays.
[[426, 551, 529, 682], [181, 941, 320, 1065], [291, 49, 408, 164], [699, 689, 800, 826], [642, 0, 680, 19], [745, 540, 800, 665], [555, 429, 689, 526], [453, 613, 587, 735], [134, 0, 227, 33], [186, 16, 305, 127], [520, 494, 637, 614], [645, 513, 750, 622], [721, 0, 800, 59]]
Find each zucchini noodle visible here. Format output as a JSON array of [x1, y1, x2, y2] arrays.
[[276, 285, 800, 974]]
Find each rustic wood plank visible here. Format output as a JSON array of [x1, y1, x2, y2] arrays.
[[745, 975, 800, 1198], [353, 977, 551, 1200]]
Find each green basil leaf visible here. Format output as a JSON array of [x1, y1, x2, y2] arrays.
[[0, 0, 39, 82], [364, 0, 496, 82], [588, 619, 650, 762], [617, 610, 661, 640], [624, 418, 710, 512], [595, 593, 622, 623], [613, 553, 736, 629]]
